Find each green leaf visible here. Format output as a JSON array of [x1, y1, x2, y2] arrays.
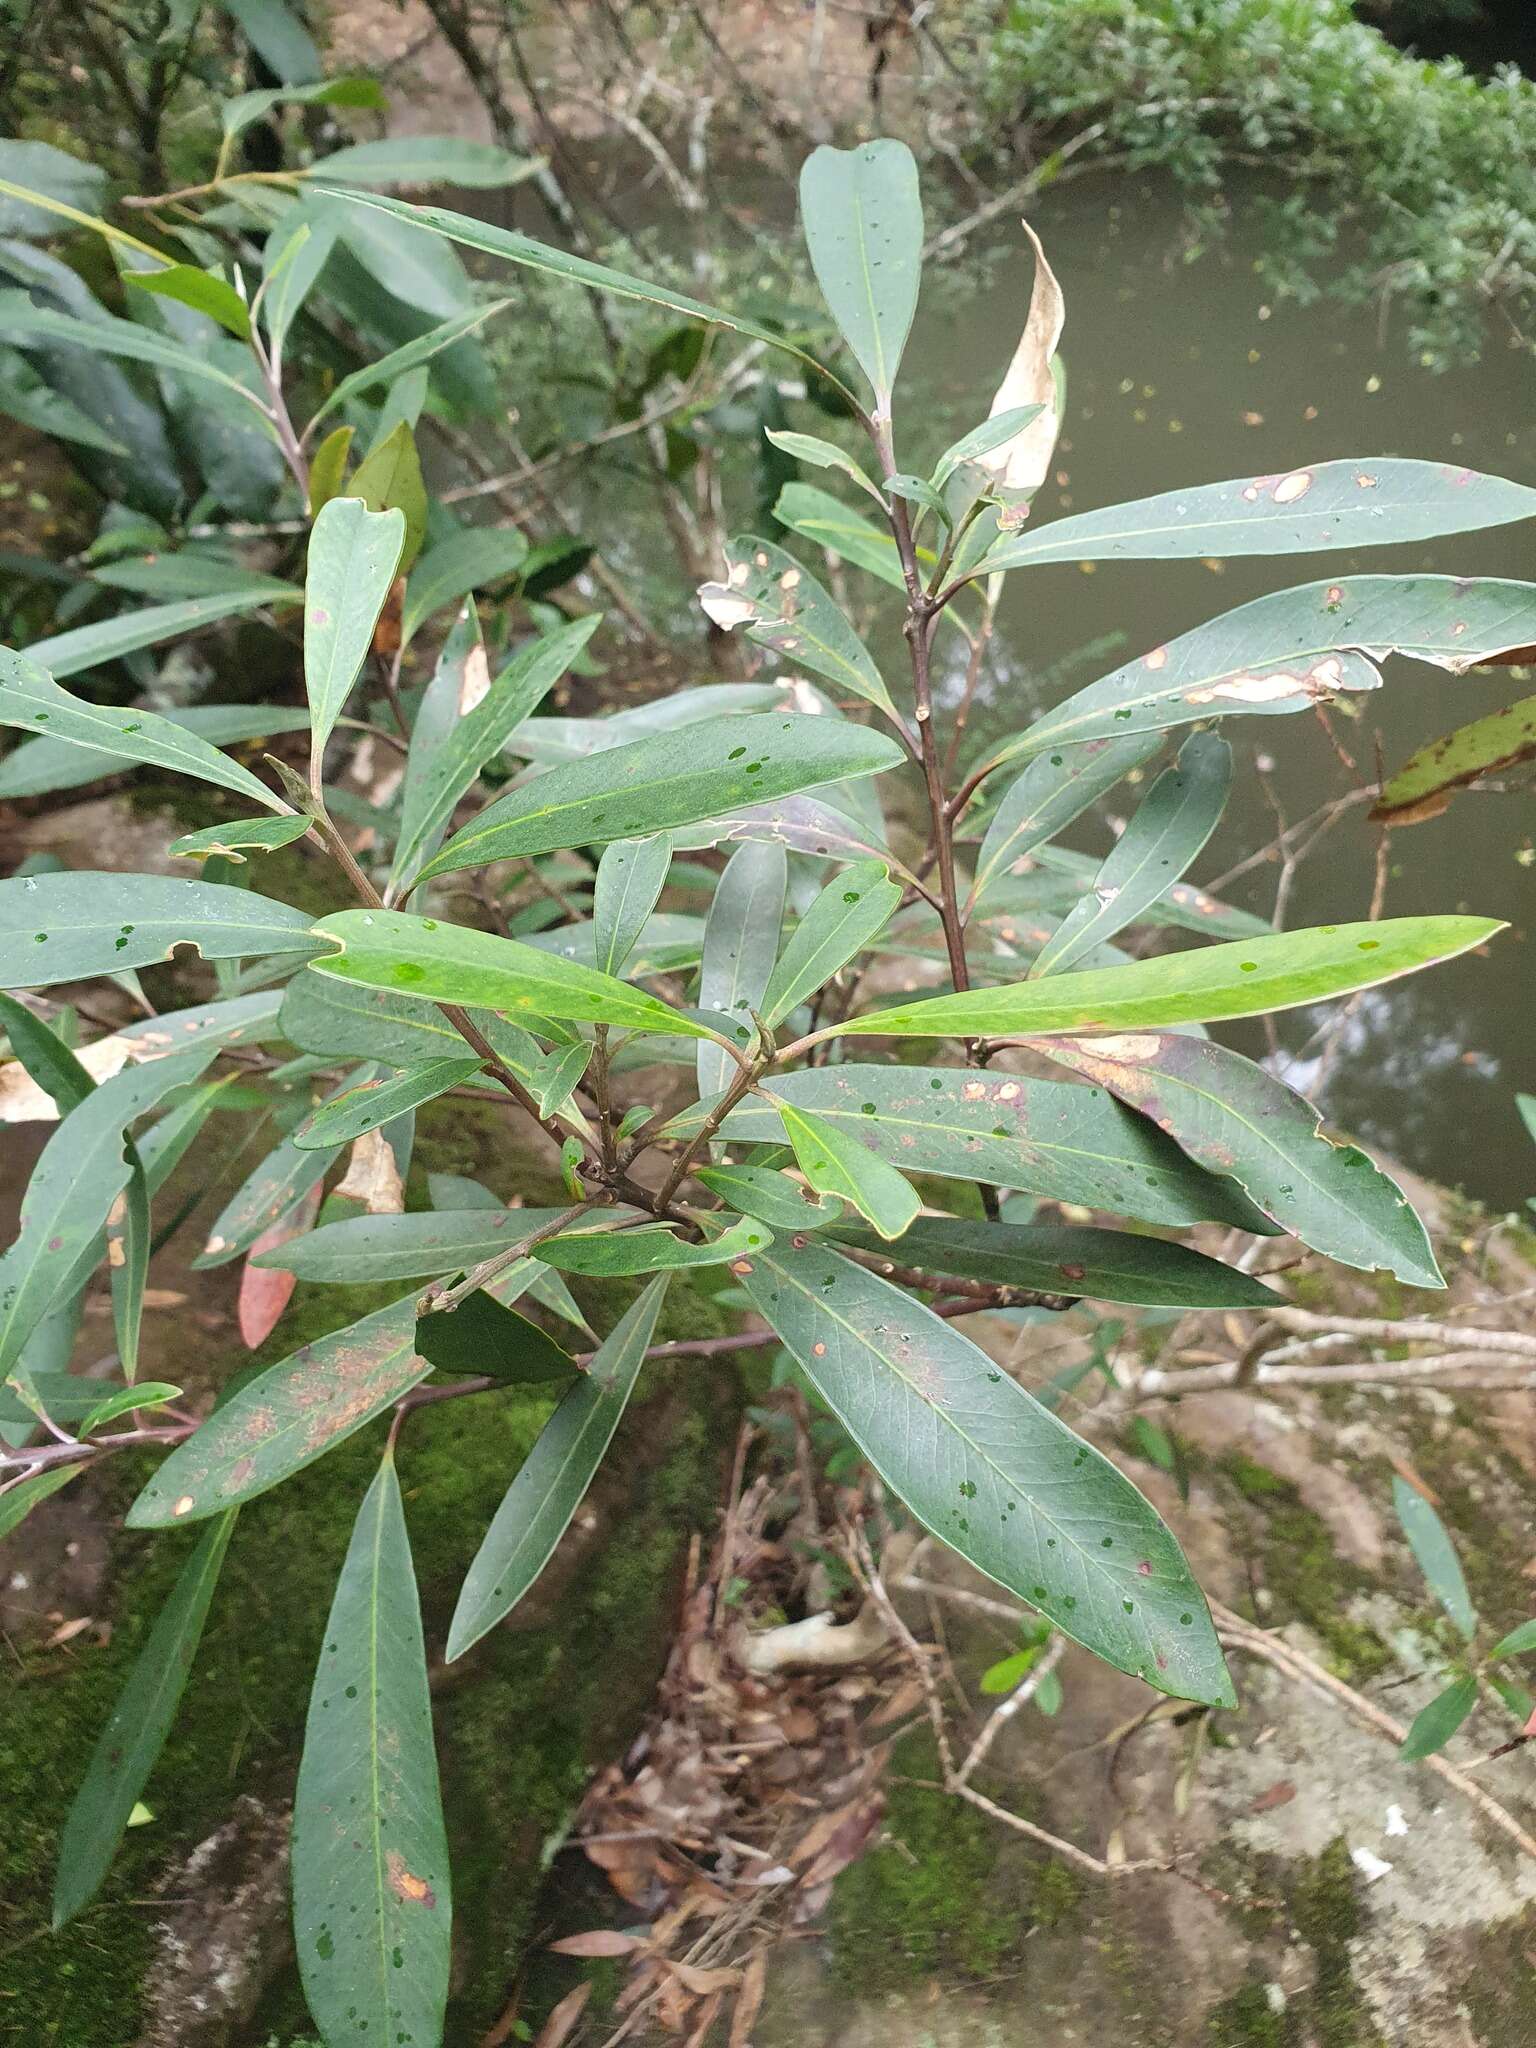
[[0, 871, 322, 988], [311, 908, 713, 1040], [932, 406, 1046, 489], [1399, 1674, 1478, 1761], [253, 1206, 605, 1283], [697, 839, 786, 1099], [985, 574, 1536, 769], [420, 712, 905, 880], [513, 683, 789, 763], [218, 0, 322, 81], [220, 73, 385, 142], [126, 1300, 430, 1526], [0, 346, 129, 455], [798, 140, 922, 412], [1373, 694, 1536, 825], [1393, 1476, 1477, 1638], [740, 1241, 1232, 1705], [0, 1464, 83, 1543], [970, 734, 1162, 909], [25, 587, 301, 681], [445, 1275, 669, 1660], [0, 648, 286, 813], [0, 704, 313, 803], [833, 916, 1502, 1042], [77, 1381, 182, 1434], [831, 1216, 1278, 1309], [305, 496, 407, 762], [773, 481, 905, 588], [262, 207, 340, 355], [672, 794, 899, 875], [390, 615, 599, 892], [674, 1064, 1275, 1231], [761, 859, 900, 1026], [0, 290, 265, 411], [0, 989, 95, 1111], [124, 264, 251, 341], [277, 969, 475, 1066], [295, 1058, 483, 1150], [692, 1163, 843, 1231], [196, 1120, 343, 1269], [413, 1289, 575, 1383], [762, 427, 883, 504], [92, 555, 299, 603], [349, 420, 428, 569], [525, 1041, 592, 1119], [975, 460, 1536, 576], [1031, 732, 1231, 979], [1490, 1618, 1536, 1660], [885, 472, 950, 527], [307, 422, 353, 514], [593, 835, 672, 978], [171, 814, 311, 861], [317, 135, 540, 189], [108, 1152, 150, 1383], [52, 1509, 236, 1927], [535, 1214, 771, 1276], [1033, 1031, 1442, 1287], [292, 1456, 450, 2048], [307, 300, 515, 439], [0, 140, 105, 238], [401, 521, 529, 644], [698, 537, 896, 717], [774, 1097, 920, 1241]]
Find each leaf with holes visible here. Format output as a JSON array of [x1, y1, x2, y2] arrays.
[[0, 872, 321, 989], [698, 537, 895, 718]]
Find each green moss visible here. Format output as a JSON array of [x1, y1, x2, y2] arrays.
[[1458, 1910, 1536, 2044], [1291, 1839, 1378, 2048], [1029, 1855, 1088, 1931], [1206, 1981, 1292, 2046]]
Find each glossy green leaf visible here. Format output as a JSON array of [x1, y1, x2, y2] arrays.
[[1489, 1619, 1536, 1661], [738, 1240, 1232, 1705], [92, 555, 299, 603], [277, 970, 500, 1070], [401, 521, 528, 644], [311, 305, 515, 438], [1004, 845, 1272, 941], [0, 989, 94, 1111], [445, 1275, 669, 1660], [77, 1381, 181, 1434], [1032, 1031, 1442, 1286], [593, 835, 672, 978], [692, 1162, 843, 1231], [932, 405, 1046, 489], [304, 496, 406, 761], [675, 1063, 1274, 1231], [773, 1098, 919, 1241], [1393, 1476, 1476, 1638], [831, 1216, 1277, 1309], [0, 704, 313, 801], [986, 575, 1536, 769], [1373, 694, 1536, 825], [124, 264, 251, 340], [762, 427, 883, 504], [1031, 732, 1231, 979], [220, 73, 385, 141], [1399, 1675, 1478, 1761], [0, 871, 321, 989], [171, 814, 311, 861], [0, 1464, 82, 1542], [311, 908, 711, 1039], [391, 616, 600, 892], [969, 734, 1162, 910], [0, 649, 285, 812], [698, 537, 896, 717], [773, 481, 905, 588], [761, 859, 900, 1026], [295, 1058, 482, 1150], [421, 712, 905, 880], [126, 1299, 429, 1526], [0, 290, 264, 410], [306, 423, 353, 514], [262, 207, 339, 355], [697, 839, 786, 1099], [526, 1042, 593, 1119], [254, 1206, 612, 1283], [53, 1509, 236, 1927], [318, 134, 539, 188], [799, 140, 922, 410], [975, 459, 1536, 576], [536, 1214, 770, 1275], [510, 683, 789, 764], [832, 917, 1501, 1042], [293, 1456, 450, 2048], [348, 421, 428, 570], [25, 588, 301, 681], [414, 1290, 575, 1383], [885, 472, 949, 526]]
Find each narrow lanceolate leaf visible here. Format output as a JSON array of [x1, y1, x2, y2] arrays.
[[0, 649, 284, 811], [831, 1217, 1278, 1310], [773, 1098, 920, 1242], [799, 140, 922, 411], [124, 263, 252, 340], [253, 1207, 612, 1283], [692, 1163, 844, 1231], [1032, 1032, 1442, 1287], [196, 1110, 349, 1268], [511, 683, 789, 763], [1031, 732, 1231, 980], [1393, 1476, 1477, 1638], [762, 427, 883, 504], [535, 1214, 770, 1276], [974, 460, 1536, 576], [986, 575, 1536, 769], [737, 1241, 1232, 1705], [0, 291, 265, 408], [125, 1299, 429, 1527], [171, 814, 311, 861], [697, 537, 896, 718], [933, 405, 1047, 490], [0, 704, 313, 802], [526, 1041, 592, 1118], [593, 835, 672, 978], [446, 1274, 669, 1660], [671, 795, 897, 874], [1400, 1676, 1478, 1762], [0, 872, 322, 988], [697, 840, 786, 1098], [773, 482, 905, 589], [53, 1509, 236, 1927], [832, 917, 1502, 1043], [420, 713, 905, 880], [761, 859, 901, 1026], [311, 908, 712, 1039], [970, 733, 1162, 909], [303, 496, 406, 763], [24, 589, 301, 681], [673, 1064, 1274, 1232], [0, 1464, 82, 1542], [1372, 695, 1536, 825], [294, 1058, 483, 1150], [0, 1050, 216, 1382], [293, 1456, 450, 2048]]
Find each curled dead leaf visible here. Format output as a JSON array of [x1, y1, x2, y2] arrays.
[[973, 220, 1064, 496]]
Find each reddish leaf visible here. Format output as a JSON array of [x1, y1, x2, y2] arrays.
[[238, 1183, 322, 1348]]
